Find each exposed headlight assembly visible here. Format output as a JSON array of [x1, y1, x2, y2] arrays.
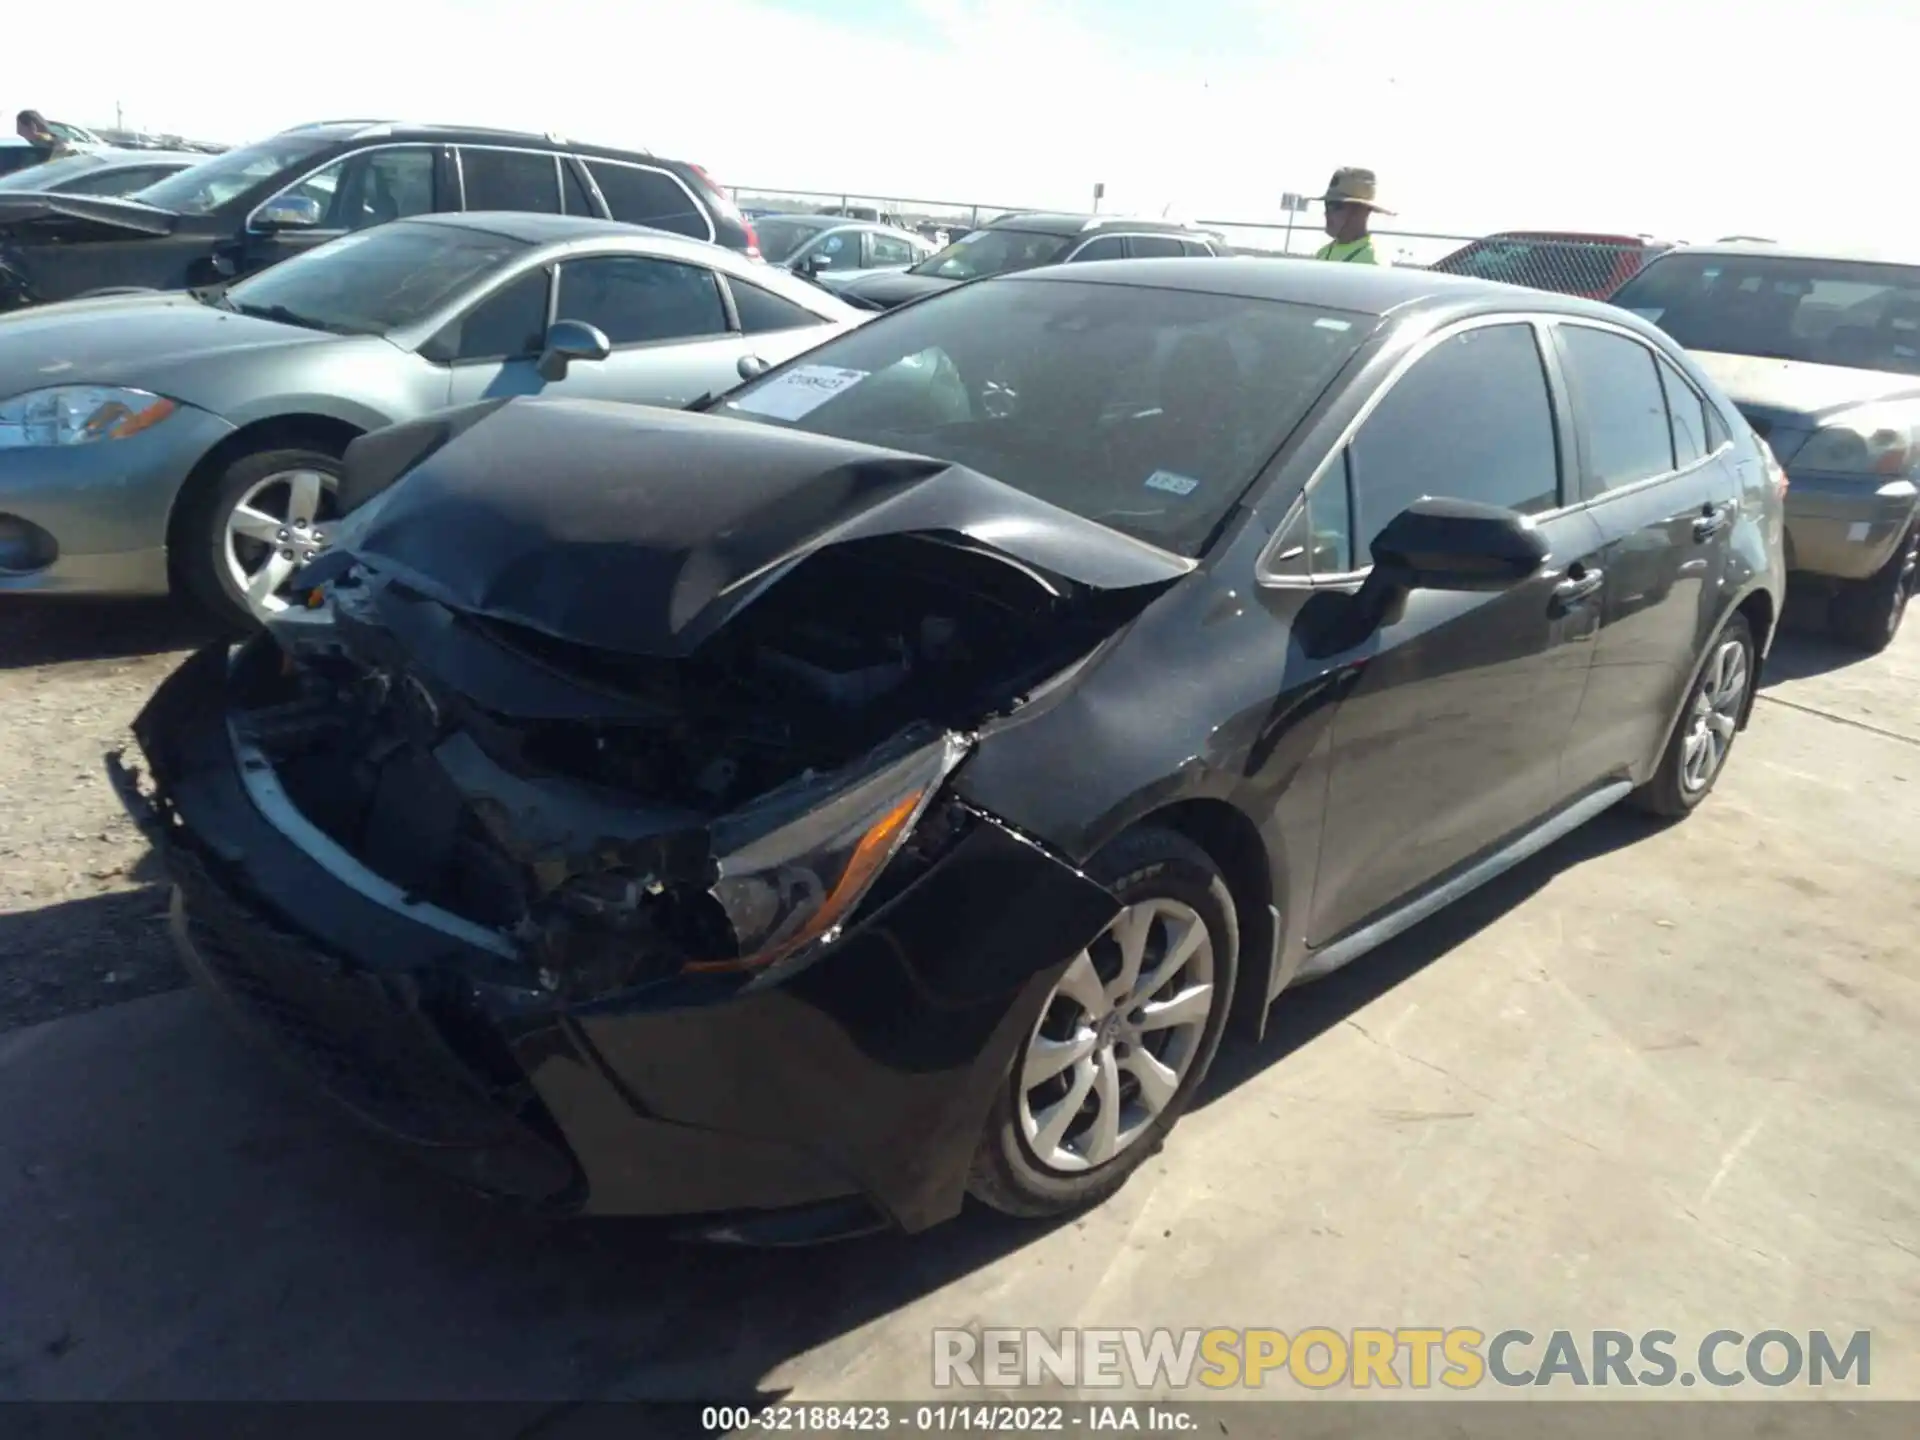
[[0, 385, 178, 449], [689, 729, 972, 980], [1791, 402, 1920, 477]]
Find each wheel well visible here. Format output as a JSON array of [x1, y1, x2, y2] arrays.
[[1734, 589, 1776, 726], [1135, 798, 1276, 1039], [164, 414, 365, 566]]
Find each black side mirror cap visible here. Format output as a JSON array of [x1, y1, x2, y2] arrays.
[[1370, 496, 1550, 593]]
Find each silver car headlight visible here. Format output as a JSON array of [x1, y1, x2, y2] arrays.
[[0, 386, 180, 449]]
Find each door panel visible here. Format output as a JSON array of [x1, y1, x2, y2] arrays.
[[1551, 325, 1739, 788], [1307, 506, 1605, 946], [1304, 321, 1605, 948]]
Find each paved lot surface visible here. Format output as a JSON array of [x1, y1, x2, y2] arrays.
[[0, 595, 1914, 1411]]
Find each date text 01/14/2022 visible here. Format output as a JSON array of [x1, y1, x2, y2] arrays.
[[703, 1403, 1201, 1432]]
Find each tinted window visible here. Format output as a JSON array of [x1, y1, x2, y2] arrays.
[[1181, 239, 1216, 257], [284, 147, 434, 230], [1612, 252, 1920, 375], [1705, 404, 1731, 449], [1070, 236, 1127, 262], [446, 268, 550, 361], [220, 221, 526, 334], [584, 162, 709, 237], [868, 232, 918, 266], [1556, 325, 1675, 496], [1349, 323, 1560, 555], [755, 218, 827, 264], [1658, 356, 1708, 467], [1306, 452, 1356, 574], [910, 227, 1074, 281], [720, 277, 1370, 557], [1128, 235, 1186, 259], [730, 279, 823, 334], [1432, 238, 1629, 295], [556, 256, 726, 345], [461, 148, 560, 214], [0, 152, 108, 192], [560, 159, 598, 216]]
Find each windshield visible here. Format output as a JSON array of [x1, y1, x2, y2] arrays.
[[910, 227, 1074, 281], [0, 152, 108, 191], [216, 221, 528, 335], [755, 218, 828, 264], [1612, 253, 1920, 375], [1433, 238, 1633, 294], [130, 133, 333, 215], [719, 276, 1372, 556]]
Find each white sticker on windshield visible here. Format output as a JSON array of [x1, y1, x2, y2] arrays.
[[1145, 470, 1200, 496], [728, 365, 869, 421], [1313, 317, 1353, 331], [1626, 306, 1665, 322]]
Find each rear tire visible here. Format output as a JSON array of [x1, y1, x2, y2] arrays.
[[1828, 526, 1917, 653], [173, 446, 345, 632], [968, 827, 1238, 1220], [1630, 612, 1755, 819]]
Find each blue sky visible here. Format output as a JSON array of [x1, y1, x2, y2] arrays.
[[35, 0, 1915, 248]]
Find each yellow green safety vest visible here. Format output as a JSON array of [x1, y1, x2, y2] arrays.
[[1314, 235, 1385, 264]]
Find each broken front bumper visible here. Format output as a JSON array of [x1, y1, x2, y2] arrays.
[[108, 645, 1119, 1237]]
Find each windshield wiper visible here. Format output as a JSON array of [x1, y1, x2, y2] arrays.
[[228, 301, 364, 335], [684, 390, 724, 412]]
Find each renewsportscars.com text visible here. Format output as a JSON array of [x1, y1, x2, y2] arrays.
[[932, 1327, 1872, 1390]]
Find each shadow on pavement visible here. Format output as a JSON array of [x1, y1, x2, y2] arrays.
[[0, 881, 181, 1035], [0, 803, 1665, 1408], [1758, 624, 1874, 689], [0, 597, 214, 670]]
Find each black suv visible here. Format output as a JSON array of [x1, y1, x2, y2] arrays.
[[0, 121, 759, 312], [818, 211, 1225, 310]]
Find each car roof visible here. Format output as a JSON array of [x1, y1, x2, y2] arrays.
[[1647, 240, 1920, 271], [985, 211, 1201, 237], [272, 120, 668, 167], [997, 255, 1656, 323]]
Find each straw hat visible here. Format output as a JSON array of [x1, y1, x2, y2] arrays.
[[1318, 167, 1394, 215]]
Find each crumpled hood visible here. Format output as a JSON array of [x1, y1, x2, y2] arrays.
[[1690, 349, 1920, 424], [0, 191, 176, 236], [0, 291, 340, 398], [320, 395, 1193, 658]]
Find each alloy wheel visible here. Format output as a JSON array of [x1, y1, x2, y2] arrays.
[[223, 468, 337, 617], [1017, 898, 1217, 1174], [1680, 636, 1750, 793]]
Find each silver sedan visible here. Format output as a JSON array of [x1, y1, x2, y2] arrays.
[[0, 211, 865, 625]]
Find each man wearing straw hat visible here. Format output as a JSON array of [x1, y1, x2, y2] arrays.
[[1313, 167, 1391, 264]]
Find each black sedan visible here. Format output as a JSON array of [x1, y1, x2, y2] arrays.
[[110, 259, 1786, 1240]]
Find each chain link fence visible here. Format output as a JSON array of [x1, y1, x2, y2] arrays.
[[731, 186, 1666, 300]]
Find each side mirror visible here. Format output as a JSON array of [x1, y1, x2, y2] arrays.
[[254, 195, 323, 230], [535, 319, 612, 382], [737, 354, 770, 381], [1368, 497, 1550, 593]]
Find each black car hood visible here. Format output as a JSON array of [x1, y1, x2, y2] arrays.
[[0, 191, 177, 236], [831, 269, 958, 308], [322, 396, 1192, 659]]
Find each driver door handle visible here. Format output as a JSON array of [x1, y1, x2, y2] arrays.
[[1553, 569, 1605, 604]]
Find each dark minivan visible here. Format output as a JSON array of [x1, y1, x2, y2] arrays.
[[0, 121, 760, 312]]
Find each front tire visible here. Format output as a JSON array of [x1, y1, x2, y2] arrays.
[[1828, 525, 1917, 653], [174, 446, 345, 631], [968, 827, 1239, 1220], [1630, 612, 1755, 819]]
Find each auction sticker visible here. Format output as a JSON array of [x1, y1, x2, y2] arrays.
[[730, 365, 869, 421]]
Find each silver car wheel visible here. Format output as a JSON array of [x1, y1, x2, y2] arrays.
[[1680, 636, 1749, 793], [1017, 897, 1216, 1174], [223, 468, 336, 617]]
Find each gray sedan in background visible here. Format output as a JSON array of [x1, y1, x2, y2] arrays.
[[0, 147, 204, 198], [0, 212, 864, 626]]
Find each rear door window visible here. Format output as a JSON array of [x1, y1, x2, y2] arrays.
[[583, 161, 711, 239], [559, 159, 599, 216], [1128, 235, 1187, 258], [1656, 356, 1709, 467], [1069, 235, 1127, 262], [460, 148, 562, 214], [729, 278, 825, 334], [1554, 324, 1678, 497]]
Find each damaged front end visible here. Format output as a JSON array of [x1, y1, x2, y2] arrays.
[[113, 478, 1150, 1226]]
